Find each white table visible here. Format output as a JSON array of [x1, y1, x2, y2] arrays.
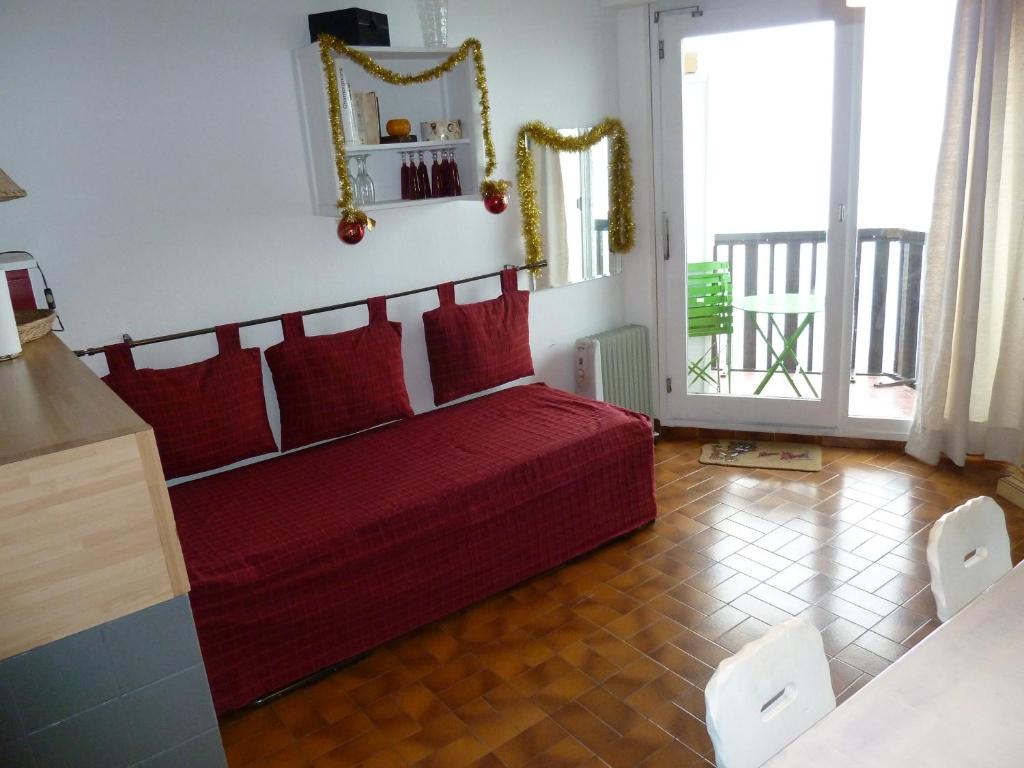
[[765, 562, 1024, 767]]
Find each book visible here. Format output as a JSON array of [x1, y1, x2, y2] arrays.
[[353, 91, 381, 145], [335, 62, 360, 144]]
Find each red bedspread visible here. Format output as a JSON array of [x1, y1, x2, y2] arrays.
[[170, 384, 656, 713]]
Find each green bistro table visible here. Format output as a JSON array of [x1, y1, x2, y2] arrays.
[[731, 293, 825, 398]]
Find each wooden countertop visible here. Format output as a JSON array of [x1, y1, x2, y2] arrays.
[[0, 334, 148, 466], [0, 332, 188, 659]]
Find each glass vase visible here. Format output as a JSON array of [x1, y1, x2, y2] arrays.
[[417, 0, 448, 47]]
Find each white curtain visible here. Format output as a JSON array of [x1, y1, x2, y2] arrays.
[[535, 145, 570, 288], [907, 0, 1024, 466]]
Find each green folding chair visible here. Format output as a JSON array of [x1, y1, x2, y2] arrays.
[[687, 261, 733, 391]]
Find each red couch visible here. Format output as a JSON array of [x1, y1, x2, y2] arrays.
[[169, 383, 656, 713]]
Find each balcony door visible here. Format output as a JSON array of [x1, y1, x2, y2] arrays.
[[657, 1, 864, 430]]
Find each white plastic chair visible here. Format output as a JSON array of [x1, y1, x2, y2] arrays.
[[926, 495, 1011, 622], [704, 616, 835, 768]]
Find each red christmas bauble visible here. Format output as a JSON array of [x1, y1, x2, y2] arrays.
[[337, 219, 366, 245], [483, 192, 509, 214]]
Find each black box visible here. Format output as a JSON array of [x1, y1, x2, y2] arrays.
[[309, 8, 390, 46]]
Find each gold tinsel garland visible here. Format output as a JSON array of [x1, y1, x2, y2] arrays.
[[516, 119, 635, 270], [317, 34, 509, 225]]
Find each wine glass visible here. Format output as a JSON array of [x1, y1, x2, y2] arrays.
[[346, 155, 358, 200], [400, 152, 412, 200], [439, 150, 451, 197], [416, 151, 431, 199], [446, 149, 462, 196], [409, 152, 423, 200], [354, 154, 375, 205], [430, 150, 445, 197]]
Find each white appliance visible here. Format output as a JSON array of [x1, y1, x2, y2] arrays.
[[575, 325, 653, 418]]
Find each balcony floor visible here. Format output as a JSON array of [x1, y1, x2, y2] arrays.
[[701, 372, 916, 421]]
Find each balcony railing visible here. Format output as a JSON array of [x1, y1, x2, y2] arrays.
[[711, 228, 925, 381]]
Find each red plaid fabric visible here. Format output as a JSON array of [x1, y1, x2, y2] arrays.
[[169, 383, 655, 713], [422, 267, 534, 405], [102, 325, 277, 480], [264, 297, 413, 451], [5, 269, 35, 310]]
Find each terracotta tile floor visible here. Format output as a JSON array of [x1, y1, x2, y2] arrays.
[[219, 439, 1024, 768]]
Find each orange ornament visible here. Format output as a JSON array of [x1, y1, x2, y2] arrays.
[[385, 118, 412, 138]]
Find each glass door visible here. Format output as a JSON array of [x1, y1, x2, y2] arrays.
[[658, 1, 863, 428], [845, 0, 956, 426]]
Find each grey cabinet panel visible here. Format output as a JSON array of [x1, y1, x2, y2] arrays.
[[104, 596, 203, 692], [0, 738, 36, 768], [3, 626, 119, 732], [124, 665, 217, 763], [134, 728, 227, 768], [28, 699, 133, 768], [2, 595, 225, 768], [0, 674, 25, 746]]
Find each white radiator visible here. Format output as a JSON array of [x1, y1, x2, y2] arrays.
[[575, 325, 653, 418]]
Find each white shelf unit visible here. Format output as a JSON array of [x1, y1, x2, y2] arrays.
[[358, 194, 482, 212], [342, 137, 472, 154], [295, 43, 484, 217]]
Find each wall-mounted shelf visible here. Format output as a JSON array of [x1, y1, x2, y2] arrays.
[[295, 43, 484, 218], [344, 137, 472, 154], [363, 194, 481, 213], [351, 46, 462, 59]]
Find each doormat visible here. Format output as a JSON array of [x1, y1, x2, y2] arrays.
[[699, 440, 822, 471]]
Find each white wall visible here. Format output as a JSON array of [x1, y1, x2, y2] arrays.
[[0, 0, 624, 423]]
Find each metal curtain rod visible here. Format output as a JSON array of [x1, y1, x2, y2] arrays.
[[653, 4, 703, 22], [74, 261, 547, 358]]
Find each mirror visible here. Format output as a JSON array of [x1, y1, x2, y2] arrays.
[[525, 130, 622, 290]]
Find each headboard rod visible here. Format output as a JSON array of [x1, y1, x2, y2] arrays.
[[74, 261, 547, 357]]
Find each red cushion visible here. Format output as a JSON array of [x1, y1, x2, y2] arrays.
[[422, 267, 534, 405], [265, 297, 413, 451], [102, 325, 277, 480]]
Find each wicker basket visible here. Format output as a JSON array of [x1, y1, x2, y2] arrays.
[[15, 309, 56, 345]]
